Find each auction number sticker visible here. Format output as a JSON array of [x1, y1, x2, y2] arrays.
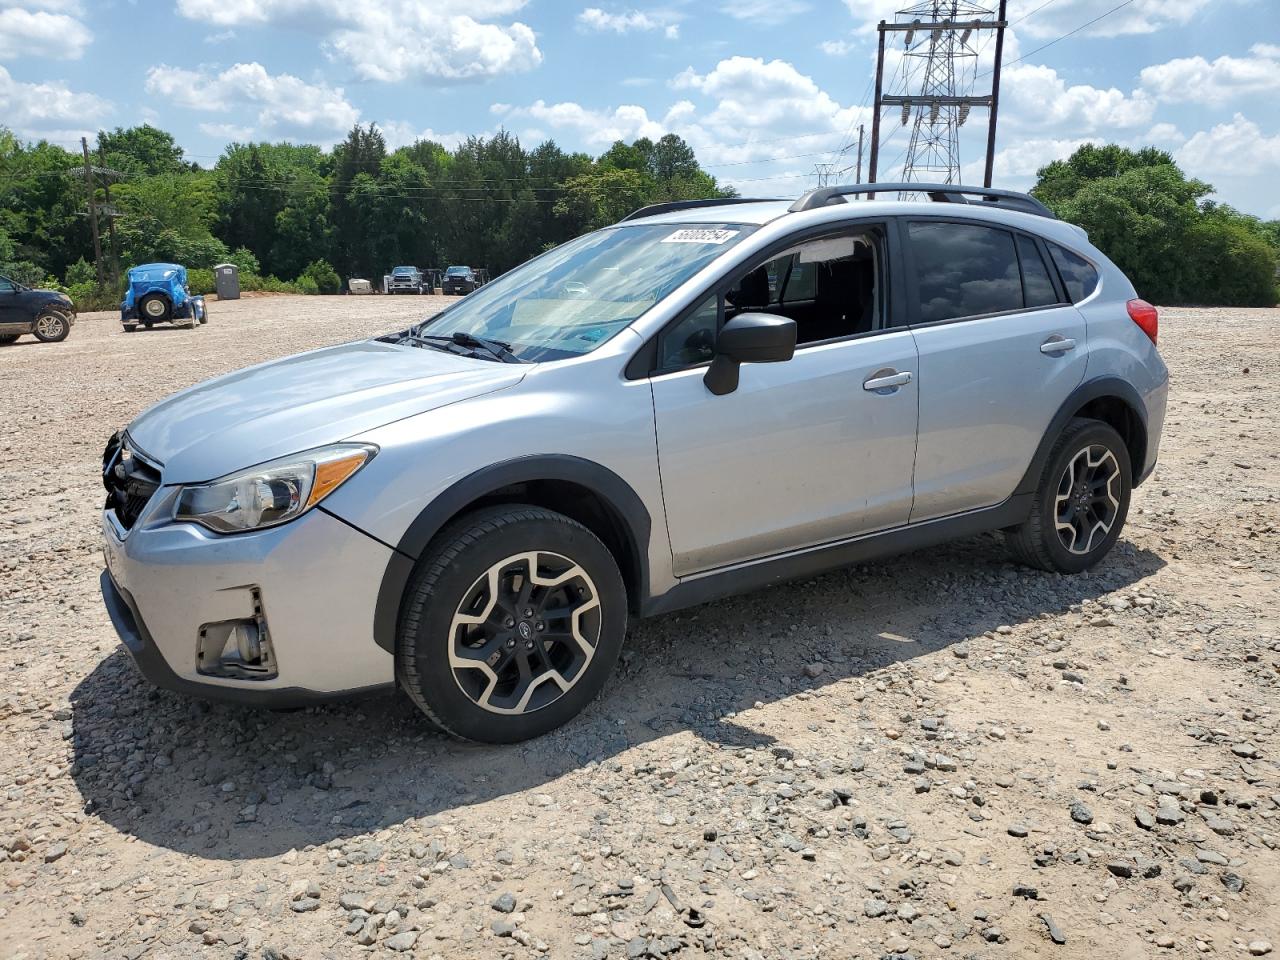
[[661, 228, 739, 244]]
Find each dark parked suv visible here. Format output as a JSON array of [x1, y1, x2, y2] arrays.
[[0, 273, 76, 344], [441, 266, 482, 295]]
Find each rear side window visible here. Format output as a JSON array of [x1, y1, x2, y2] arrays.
[[1016, 234, 1059, 307], [908, 221, 1022, 323], [1048, 243, 1099, 303]]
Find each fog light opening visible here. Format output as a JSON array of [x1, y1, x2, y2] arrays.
[[196, 591, 278, 681]]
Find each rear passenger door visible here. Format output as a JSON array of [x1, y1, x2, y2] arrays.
[[903, 219, 1087, 522]]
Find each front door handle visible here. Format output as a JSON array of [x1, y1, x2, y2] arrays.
[[863, 369, 913, 392], [1040, 335, 1076, 355]]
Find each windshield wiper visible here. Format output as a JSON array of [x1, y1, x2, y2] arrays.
[[408, 331, 524, 364]]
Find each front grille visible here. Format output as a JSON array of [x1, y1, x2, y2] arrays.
[[103, 433, 162, 531]]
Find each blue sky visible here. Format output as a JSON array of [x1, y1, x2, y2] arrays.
[[2, 0, 1278, 216]]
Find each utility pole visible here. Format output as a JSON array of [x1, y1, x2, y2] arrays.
[[855, 124, 865, 183], [983, 0, 1008, 187], [868, 23, 886, 182], [98, 144, 120, 286], [868, 1, 1007, 186], [80, 137, 104, 286]]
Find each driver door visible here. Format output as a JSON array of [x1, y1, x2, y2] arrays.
[[0, 276, 27, 333], [648, 226, 920, 576]]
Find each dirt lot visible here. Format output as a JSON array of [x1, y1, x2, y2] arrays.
[[0, 296, 1277, 960]]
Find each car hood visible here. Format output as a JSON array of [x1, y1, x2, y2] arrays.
[[125, 339, 526, 483]]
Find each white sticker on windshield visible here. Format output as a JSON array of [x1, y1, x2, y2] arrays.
[[661, 228, 739, 244]]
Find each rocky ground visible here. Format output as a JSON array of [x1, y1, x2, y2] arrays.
[[0, 297, 1276, 960]]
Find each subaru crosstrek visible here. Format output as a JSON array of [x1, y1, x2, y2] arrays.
[[99, 184, 1168, 743]]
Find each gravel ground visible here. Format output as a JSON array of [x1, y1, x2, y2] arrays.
[[0, 296, 1277, 960]]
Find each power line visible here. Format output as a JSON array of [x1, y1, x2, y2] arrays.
[[977, 0, 1137, 77]]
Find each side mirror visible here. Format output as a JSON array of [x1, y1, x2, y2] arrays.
[[704, 313, 797, 396]]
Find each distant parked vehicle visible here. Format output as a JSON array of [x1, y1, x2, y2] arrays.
[[349, 278, 374, 294], [388, 266, 429, 295], [0, 272, 76, 344], [442, 265, 482, 295], [121, 263, 206, 332]]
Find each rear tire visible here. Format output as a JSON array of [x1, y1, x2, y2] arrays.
[[33, 310, 70, 343], [396, 505, 627, 743], [1006, 418, 1131, 573]]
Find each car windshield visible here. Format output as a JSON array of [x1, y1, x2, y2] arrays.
[[393, 266, 415, 275], [445, 267, 470, 276], [415, 223, 754, 362]]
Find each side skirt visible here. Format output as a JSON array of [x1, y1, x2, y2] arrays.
[[640, 494, 1032, 618]]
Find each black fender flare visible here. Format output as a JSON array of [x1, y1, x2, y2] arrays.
[[1014, 375, 1150, 497], [371, 455, 652, 653]]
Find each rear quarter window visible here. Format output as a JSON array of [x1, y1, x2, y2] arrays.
[[1048, 243, 1099, 303]]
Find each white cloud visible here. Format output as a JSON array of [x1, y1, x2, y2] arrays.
[[964, 137, 1101, 182], [145, 62, 359, 143], [722, 0, 811, 23], [378, 121, 474, 151], [819, 39, 855, 56], [501, 99, 669, 147], [173, 0, 541, 82], [0, 7, 92, 60], [577, 7, 680, 37], [204, 29, 236, 44], [1009, 0, 1213, 38], [1139, 44, 1280, 105], [0, 64, 109, 143], [501, 56, 866, 195], [1002, 63, 1154, 133], [1143, 122, 1185, 145], [198, 121, 255, 141], [1177, 114, 1280, 175]]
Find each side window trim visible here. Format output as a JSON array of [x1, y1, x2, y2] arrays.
[[1032, 234, 1070, 305], [630, 219, 899, 379]]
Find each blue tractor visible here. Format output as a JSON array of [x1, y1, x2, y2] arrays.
[[121, 263, 207, 331]]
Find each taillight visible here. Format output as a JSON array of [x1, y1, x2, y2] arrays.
[[1126, 298, 1158, 345]]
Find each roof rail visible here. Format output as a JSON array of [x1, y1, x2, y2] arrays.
[[789, 182, 1056, 219], [618, 197, 782, 222]]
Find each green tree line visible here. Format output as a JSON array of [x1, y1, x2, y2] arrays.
[[2, 126, 1276, 308], [0, 123, 731, 308], [1032, 144, 1278, 307]]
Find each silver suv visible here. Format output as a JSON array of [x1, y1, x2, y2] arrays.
[[100, 183, 1168, 743]]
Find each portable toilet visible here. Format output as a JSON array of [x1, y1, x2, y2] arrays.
[[214, 263, 240, 300]]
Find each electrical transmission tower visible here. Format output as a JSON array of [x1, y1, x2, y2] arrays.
[[869, 0, 1007, 187]]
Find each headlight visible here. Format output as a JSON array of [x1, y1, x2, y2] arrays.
[[174, 444, 375, 534]]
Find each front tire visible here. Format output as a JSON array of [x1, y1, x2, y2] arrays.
[[397, 505, 627, 743], [1006, 418, 1131, 573], [33, 310, 70, 343]]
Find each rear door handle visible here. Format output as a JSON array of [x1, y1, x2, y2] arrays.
[[863, 369, 913, 392], [1040, 336, 1076, 355]]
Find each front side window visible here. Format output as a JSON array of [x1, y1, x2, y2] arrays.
[[0, 275, 15, 293], [909, 221, 1023, 323], [654, 227, 883, 371], [418, 223, 754, 362], [1048, 242, 1100, 303]]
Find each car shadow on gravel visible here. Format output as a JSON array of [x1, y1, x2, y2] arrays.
[[69, 532, 1163, 860]]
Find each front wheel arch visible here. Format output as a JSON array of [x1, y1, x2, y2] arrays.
[[371, 456, 651, 654]]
